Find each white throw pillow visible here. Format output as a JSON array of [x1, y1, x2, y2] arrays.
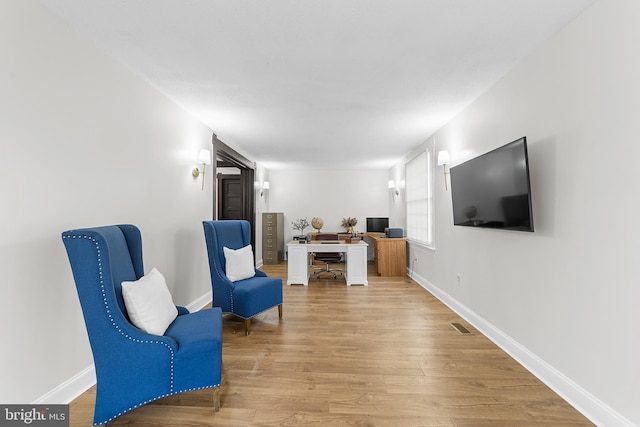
[[121, 268, 178, 336], [223, 245, 256, 282]]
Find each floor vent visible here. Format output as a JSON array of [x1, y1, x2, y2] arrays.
[[450, 323, 472, 334]]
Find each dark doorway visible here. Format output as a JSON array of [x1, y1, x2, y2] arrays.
[[217, 174, 243, 219]]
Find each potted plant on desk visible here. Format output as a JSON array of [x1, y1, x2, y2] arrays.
[[291, 217, 310, 241]]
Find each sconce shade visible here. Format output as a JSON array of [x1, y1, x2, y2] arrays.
[[194, 149, 211, 191], [388, 180, 399, 198], [198, 149, 212, 165], [259, 181, 270, 197], [437, 150, 451, 166]]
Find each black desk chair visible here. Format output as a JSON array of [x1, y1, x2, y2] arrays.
[[313, 233, 343, 279]]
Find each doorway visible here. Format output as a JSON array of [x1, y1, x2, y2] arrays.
[[212, 134, 257, 249], [217, 174, 242, 220]]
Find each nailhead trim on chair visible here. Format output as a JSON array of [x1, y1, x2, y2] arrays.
[[96, 384, 220, 426], [210, 252, 236, 313], [64, 234, 223, 425]]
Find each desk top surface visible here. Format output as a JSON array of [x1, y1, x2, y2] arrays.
[[287, 240, 368, 248], [309, 232, 404, 240]]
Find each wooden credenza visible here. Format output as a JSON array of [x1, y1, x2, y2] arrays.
[[368, 234, 406, 277], [262, 212, 284, 264]]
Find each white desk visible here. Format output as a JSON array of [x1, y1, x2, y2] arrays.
[[286, 240, 368, 286]]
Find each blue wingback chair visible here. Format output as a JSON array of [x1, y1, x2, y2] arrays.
[[203, 220, 283, 335], [62, 225, 223, 426]]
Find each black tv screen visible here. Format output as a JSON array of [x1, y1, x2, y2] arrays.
[[366, 217, 389, 233], [450, 137, 534, 232]]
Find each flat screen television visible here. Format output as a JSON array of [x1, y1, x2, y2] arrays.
[[449, 137, 534, 232], [366, 217, 389, 233]]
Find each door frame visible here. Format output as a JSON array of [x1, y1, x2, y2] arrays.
[[211, 134, 256, 249]]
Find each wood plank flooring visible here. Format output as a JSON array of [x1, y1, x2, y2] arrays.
[[69, 262, 593, 426]]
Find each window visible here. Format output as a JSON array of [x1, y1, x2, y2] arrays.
[[405, 147, 433, 247]]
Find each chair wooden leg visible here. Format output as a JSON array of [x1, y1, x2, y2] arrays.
[[244, 318, 251, 335], [278, 304, 283, 319], [213, 386, 221, 412]]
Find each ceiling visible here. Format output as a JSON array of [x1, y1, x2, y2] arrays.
[[38, 0, 594, 170]]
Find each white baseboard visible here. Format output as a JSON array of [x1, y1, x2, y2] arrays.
[[409, 268, 634, 427], [185, 290, 212, 312], [33, 365, 95, 405], [38, 291, 213, 405]]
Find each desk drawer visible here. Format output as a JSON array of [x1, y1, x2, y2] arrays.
[[263, 250, 281, 264]]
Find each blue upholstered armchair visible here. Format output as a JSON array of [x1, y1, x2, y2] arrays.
[[62, 225, 222, 426], [203, 220, 283, 335]]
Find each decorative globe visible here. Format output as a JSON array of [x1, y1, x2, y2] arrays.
[[311, 217, 324, 231]]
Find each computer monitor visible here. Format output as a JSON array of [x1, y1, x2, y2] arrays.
[[366, 217, 389, 233]]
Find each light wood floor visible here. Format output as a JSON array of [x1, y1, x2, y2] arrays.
[[70, 262, 593, 426]]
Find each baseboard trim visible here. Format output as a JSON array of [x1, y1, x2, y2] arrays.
[[185, 290, 212, 312], [34, 365, 96, 405], [409, 269, 634, 427], [39, 291, 214, 405]]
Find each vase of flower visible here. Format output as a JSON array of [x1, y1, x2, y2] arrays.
[[341, 217, 358, 235]]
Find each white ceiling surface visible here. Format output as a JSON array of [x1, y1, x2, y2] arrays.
[[38, 0, 594, 170]]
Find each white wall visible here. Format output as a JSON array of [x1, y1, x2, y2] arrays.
[[268, 169, 389, 243], [395, 0, 639, 424], [0, 1, 214, 404]]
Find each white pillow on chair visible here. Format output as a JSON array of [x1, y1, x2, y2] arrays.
[[223, 245, 256, 282], [122, 268, 178, 336]]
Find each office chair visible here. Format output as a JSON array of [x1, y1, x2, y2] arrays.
[[313, 233, 343, 279]]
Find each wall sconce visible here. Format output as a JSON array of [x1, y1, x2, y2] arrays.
[[437, 150, 451, 191], [260, 181, 270, 197], [192, 149, 212, 191], [388, 180, 399, 199]]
